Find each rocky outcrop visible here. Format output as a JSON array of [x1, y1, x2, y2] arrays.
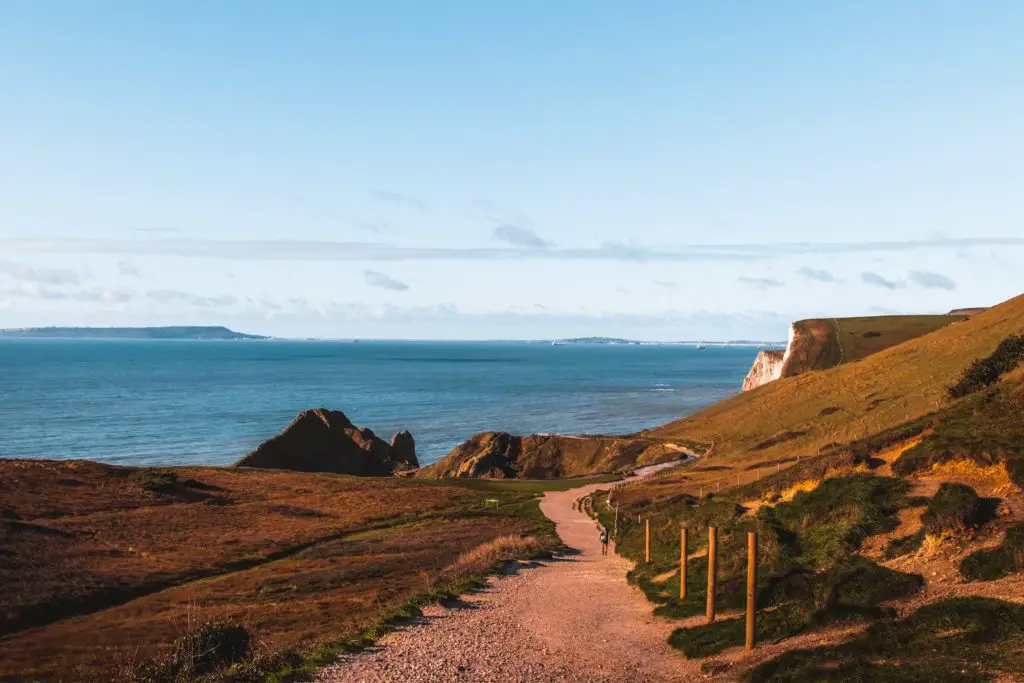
[[234, 409, 418, 475], [742, 349, 786, 391], [420, 432, 677, 479], [390, 431, 416, 468]]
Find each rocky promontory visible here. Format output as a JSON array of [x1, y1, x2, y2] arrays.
[[419, 432, 680, 479], [234, 409, 418, 475]]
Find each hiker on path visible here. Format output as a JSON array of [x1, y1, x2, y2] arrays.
[[599, 525, 609, 556]]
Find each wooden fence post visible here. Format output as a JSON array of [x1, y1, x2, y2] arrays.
[[706, 526, 718, 623], [645, 518, 651, 563], [679, 527, 688, 599], [746, 531, 758, 651]]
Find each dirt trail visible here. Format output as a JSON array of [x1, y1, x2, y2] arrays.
[[316, 471, 700, 682]]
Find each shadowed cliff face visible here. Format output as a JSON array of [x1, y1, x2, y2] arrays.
[[421, 432, 679, 479], [234, 409, 419, 475]]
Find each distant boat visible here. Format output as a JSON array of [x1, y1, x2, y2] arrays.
[[696, 342, 707, 350], [552, 341, 566, 346]]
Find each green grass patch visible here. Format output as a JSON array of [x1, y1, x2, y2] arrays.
[[745, 597, 1024, 682], [767, 474, 909, 570], [960, 523, 1024, 582], [893, 384, 1024, 487], [668, 603, 811, 658], [669, 558, 922, 658]]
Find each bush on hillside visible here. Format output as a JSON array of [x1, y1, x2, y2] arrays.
[[768, 475, 909, 569], [893, 387, 1024, 487], [959, 523, 1024, 582], [921, 483, 984, 535], [135, 621, 252, 682], [745, 597, 1024, 683], [948, 333, 1024, 398]]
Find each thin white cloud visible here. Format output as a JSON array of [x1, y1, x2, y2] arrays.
[[909, 270, 956, 290], [0, 283, 131, 304], [737, 276, 784, 289], [1, 236, 1022, 263], [861, 272, 904, 290], [369, 189, 428, 212], [796, 266, 837, 283], [147, 290, 238, 307], [0, 260, 81, 286], [492, 224, 551, 248], [118, 261, 142, 277], [364, 270, 409, 291]]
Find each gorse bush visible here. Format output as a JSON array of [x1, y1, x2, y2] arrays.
[[893, 385, 1024, 487], [746, 597, 1024, 683], [948, 333, 1024, 398], [134, 621, 252, 682], [959, 523, 1024, 582], [921, 483, 983, 535], [767, 474, 909, 570]]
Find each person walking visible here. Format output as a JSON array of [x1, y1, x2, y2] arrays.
[[599, 525, 610, 556]]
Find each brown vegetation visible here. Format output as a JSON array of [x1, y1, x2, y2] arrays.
[[0, 459, 551, 681]]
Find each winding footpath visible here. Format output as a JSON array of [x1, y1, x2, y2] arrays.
[[317, 465, 699, 682]]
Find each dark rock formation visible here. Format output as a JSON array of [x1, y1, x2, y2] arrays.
[[420, 432, 677, 479], [234, 409, 419, 475], [389, 431, 417, 470]]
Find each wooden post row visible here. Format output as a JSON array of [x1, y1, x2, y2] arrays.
[[679, 526, 688, 599], [706, 526, 718, 623], [645, 518, 651, 563], [746, 531, 758, 651]]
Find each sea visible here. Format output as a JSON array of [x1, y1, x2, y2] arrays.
[[0, 340, 761, 467]]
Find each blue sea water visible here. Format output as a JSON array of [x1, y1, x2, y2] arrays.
[[0, 340, 758, 467]]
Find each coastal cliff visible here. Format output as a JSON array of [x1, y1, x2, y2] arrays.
[[741, 313, 967, 391], [234, 409, 419, 475], [420, 432, 682, 479], [742, 349, 786, 391]]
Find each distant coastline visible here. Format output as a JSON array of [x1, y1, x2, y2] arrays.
[[0, 327, 785, 345], [0, 326, 268, 340]]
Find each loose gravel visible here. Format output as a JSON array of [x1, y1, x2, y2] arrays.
[[316, 480, 699, 682]]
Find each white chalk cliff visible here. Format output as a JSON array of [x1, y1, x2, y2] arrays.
[[741, 324, 796, 391]]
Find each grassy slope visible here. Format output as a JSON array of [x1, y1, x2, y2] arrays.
[[0, 461, 559, 682], [777, 315, 962, 380], [641, 296, 1024, 498], [832, 314, 965, 363], [601, 295, 1024, 679]]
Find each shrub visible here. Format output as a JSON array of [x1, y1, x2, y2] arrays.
[[746, 597, 1024, 683], [885, 531, 925, 558], [138, 470, 181, 493], [960, 523, 1024, 581], [893, 386, 1024, 487], [948, 334, 1024, 398], [137, 621, 252, 681], [769, 475, 909, 569], [862, 331, 881, 338], [921, 483, 983, 535]]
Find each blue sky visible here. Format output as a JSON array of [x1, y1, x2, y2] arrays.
[[1, 1, 1021, 340]]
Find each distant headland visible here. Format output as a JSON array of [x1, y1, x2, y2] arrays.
[[0, 326, 268, 340]]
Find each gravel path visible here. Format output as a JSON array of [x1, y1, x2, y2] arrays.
[[316, 475, 700, 682]]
